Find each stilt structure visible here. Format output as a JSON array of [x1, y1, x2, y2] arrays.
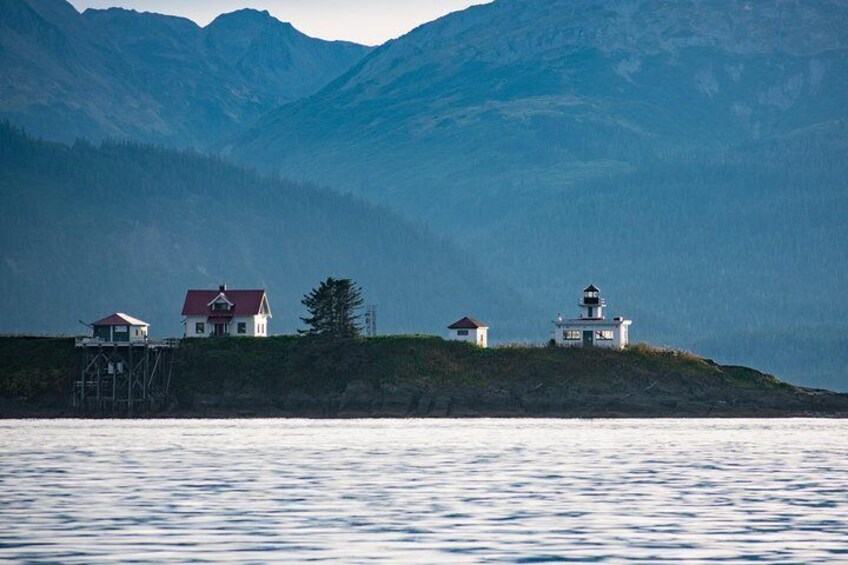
[[74, 332, 177, 416]]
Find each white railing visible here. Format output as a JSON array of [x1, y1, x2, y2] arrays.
[[75, 336, 180, 348]]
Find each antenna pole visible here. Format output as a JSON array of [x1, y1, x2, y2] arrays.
[[365, 304, 377, 337]]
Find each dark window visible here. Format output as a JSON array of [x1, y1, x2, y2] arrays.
[[196, 322, 205, 334], [457, 329, 469, 336], [212, 301, 230, 311], [237, 322, 246, 334]]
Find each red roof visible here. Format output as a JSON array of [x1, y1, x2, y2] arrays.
[[181, 289, 269, 317], [448, 316, 487, 329], [92, 313, 149, 326]]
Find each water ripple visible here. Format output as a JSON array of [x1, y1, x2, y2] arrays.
[[1, 419, 846, 563]]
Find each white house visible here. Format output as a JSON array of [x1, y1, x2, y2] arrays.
[[182, 284, 272, 338], [447, 316, 489, 348], [91, 313, 149, 343], [552, 284, 632, 349]]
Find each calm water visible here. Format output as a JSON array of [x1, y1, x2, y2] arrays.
[[1, 419, 847, 563]]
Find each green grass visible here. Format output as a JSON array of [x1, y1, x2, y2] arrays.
[[0, 335, 802, 414], [171, 335, 753, 395], [0, 337, 76, 403]]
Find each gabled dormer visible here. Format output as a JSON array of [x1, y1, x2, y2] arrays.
[[208, 284, 234, 312]]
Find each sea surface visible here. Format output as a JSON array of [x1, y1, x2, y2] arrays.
[[1, 419, 846, 563]]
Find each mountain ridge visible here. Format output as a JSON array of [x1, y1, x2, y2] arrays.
[[0, 0, 373, 146], [1, 0, 846, 390], [222, 0, 848, 390]]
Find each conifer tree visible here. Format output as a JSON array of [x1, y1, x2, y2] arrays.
[[300, 277, 364, 337]]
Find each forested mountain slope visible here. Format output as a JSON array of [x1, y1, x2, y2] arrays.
[[0, 124, 525, 338], [225, 0, 848, 390], [0, 0, 371, 146]]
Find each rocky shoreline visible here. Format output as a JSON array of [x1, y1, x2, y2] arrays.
[[1, 336, 846, 418]]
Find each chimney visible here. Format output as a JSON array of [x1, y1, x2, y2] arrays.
[[219, 283, 227, 292]]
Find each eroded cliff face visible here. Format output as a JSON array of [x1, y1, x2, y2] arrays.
[[181, 371, 848, 419]]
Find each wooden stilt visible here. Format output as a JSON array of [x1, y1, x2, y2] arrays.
[[74, 338, 176, 417]]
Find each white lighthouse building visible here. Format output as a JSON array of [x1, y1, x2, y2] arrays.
[[552, 284, 632, 349]]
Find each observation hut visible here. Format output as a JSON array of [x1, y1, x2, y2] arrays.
[[75, 312, 176, 416]]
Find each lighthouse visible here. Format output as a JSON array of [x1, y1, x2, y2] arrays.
[[580, 284, 604, 320], [553, 284, 632, 349]]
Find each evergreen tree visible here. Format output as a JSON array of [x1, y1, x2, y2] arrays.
[[300, 277, 364, 337], [299, 278, 335, 336]]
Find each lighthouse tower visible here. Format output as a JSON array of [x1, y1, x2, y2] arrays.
[[553, 284, 632, 348], [579, 284, 605, 320]]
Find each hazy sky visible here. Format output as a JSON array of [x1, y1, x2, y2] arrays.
[[68, 0, 491, 45]]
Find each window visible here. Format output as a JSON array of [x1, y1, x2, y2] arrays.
[[238, 322, 246, 334], [113, 326, 128, 342], [596, 330, 614, 341], [457, 329, 469, 336], [583, 290, 600, 305], [565, 330, 581, 340], [196, 322, 205, 334], [212, 301, 230, 311]]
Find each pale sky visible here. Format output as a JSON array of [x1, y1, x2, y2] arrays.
[[68, 0, 491, 45]]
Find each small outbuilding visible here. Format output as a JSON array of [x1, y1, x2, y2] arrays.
[[447, 316, 489, 348], [91, 313, 149, 343]]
